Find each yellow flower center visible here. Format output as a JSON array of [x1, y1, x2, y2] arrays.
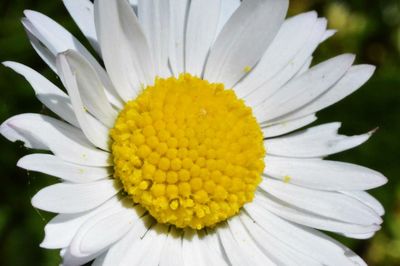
[[110, 74, 265, 230]]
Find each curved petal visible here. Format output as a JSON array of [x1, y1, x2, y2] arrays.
[[254, 192, 380, 234], [22, 10, 124, 108], [244, 18, 328, 108], [2, 61, 79, 127], [22, 19, 57, 72], [216, 0, 241, 37], [185, 0, 221, 77], [40, 196, 120, 249], [279, 65, 376, 122], [63, 0, 100, 53], [204, 0, 289, 88], [255, 54, 355, 122], [245, 203, 367, 265], [102, 215, 153, 265], [0, 114, 110, 166], [68, 199, 145, 257], [17, 154, 111, 183], [340, 191, 384, 216], [240, 214, 321, 266], [264, 156, 387, 191], [57, 53, 110, 151], [31, 180, 120, 213], [265, 122, 373, 158], [57, 50, 118, 127], [94, 0, 155, 101], [234, 11, 318, 98], [260, 178, 382, 225]]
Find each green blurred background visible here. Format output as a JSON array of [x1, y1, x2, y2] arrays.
[[0, 0, 399, 265]]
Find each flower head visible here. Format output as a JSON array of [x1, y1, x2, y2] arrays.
[[1, 0, 387, 265]]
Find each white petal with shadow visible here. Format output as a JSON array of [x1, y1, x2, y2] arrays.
[[57, 53, 110, 151], [95, 0, 155, 101], [204, 0, 288, 88], [63, 0, 100, 53], [255, 54, 355, 122], [265, 122, 373, 158], [0, 114, 110, 166], [185, 0, 221, 77], [2, 61, 78, 127], [17, 154, 111, 183], [264, 156, 387, 191], [40, 196, 120, 249], [32, 180, 120, 213]]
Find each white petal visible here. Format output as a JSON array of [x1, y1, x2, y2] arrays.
[[235, 11, 318, 98], [254, 192, 380, 234], [255, 54, 355, 122], [159, 227, 184, 266], [68, 199, 145, 257], [240, 213, 321, 266], [92, 252, 107, 266], [341, 191, 385, 216], [245, 203, 364, 265], [322, 29, 337, 42], [62, 250, 104, 266], [57, 51, 118, 127], [2, 61, 79, 127], [182, 230, 208, 266], [57, 53, 110, 151], [197, 231, 229, 266], [262, 114, 317, 138], [342, 232, 376, 240], [168, 0, 190, 76], [280, 65, 376, 122], [138, 0, 171, 77], [264, 156, 387, 191], [22, 10, 124, 108], [265, 122, 373, 158], [129, 0, 138, 8], [63, 0, 100, 53], [23, 10, 93, 59], [227, 217, 276, 265], [94, 0, 155, 101], [102, 215, 153, 266], [295, 56, 313, 78], [260, 178, 382, 225], [243, 18, 328, 108], [22, 19, 57, 72], [119, 223, 168, 266], [57, 50, 118, 128], [216, 0, 240, 37], [217, 223, 262, 266], [204, 0, 289, 88], [185, 0, 221, 77], [32, 180, 120, 213], [204, 228, 227, 260], [17, 154, 110, 183], [40, 196, 120, 249], [0, 114, 110, 166]]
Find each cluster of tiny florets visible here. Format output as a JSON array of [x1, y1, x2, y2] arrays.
[[111, 74, 265, 229]]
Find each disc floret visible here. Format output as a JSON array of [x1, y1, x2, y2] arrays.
[[111, 74, 265, 229]]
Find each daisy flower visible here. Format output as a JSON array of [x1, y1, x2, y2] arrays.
[[1, 0, 387, 265]]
